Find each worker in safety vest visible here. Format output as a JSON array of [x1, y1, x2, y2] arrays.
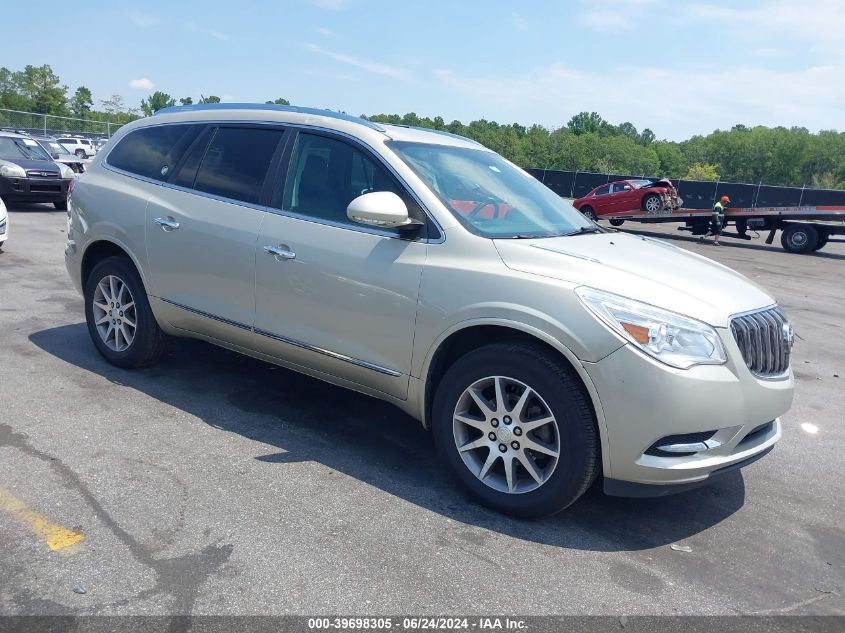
[[704, 195, 730, 245]]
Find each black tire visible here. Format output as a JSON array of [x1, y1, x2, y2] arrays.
[[780, 224, 818, 254], [609, 219, 624, 227], [84, 256, 167, 368], [580, 206, 596, 221], [642, 193, 662, 213], [75, 149, 85, 158], [54, 199, 68, 211], [432, 342, 600, 518], [812, 232, 829, 251]]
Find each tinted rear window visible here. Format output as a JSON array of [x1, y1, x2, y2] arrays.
[[107, 125, 198, 181], [192, 127, 283, 204]]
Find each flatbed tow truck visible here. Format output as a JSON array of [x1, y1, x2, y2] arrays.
[[598, 204, 845, 254]]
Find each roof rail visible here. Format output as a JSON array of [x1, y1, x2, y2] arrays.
[[153, 103, 386, 131], [381, 123, 484, 147]]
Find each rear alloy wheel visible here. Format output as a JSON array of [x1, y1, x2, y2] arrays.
[[581, 207, 596, 221], [84, 257, 168, 368], [432, 342, 599, 518], [643, 194, 662, 213], [781, 224, 818, 254], [75, 149, 85, 158]]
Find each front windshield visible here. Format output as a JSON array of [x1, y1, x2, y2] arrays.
[[0, 136, 53, 161], [388, 141, 593, 238], [40, 140, 71, 155]]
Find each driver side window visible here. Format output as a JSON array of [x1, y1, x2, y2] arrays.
[[282, 132, 405, 228]]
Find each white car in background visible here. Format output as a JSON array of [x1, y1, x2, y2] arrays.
[[57, 136, 96, 158], [0, 196, 8, 250]]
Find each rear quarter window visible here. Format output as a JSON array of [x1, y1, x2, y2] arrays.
[[107, 124, 199, 181], [191, 127, 284, 204]]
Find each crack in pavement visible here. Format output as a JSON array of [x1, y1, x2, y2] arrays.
[[0, 423, 233, 617]]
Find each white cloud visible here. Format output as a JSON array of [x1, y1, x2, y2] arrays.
[[128, 78, 154, 90], [579, 10, 631, 32], [309, 0, 350, 9], [187, 21, 231, 41], [512, 14, 528, 30], [432, 62, 845, 140], [314, 26, 334, 36], [305, 44, 410, 80], [128, 12, 158, 28], [684, 0, 845, 57]]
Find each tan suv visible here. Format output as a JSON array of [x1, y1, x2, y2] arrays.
[[65, 104, 794, 517]]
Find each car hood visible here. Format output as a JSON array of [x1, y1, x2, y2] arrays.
[[0, 157, 61, 172], [494, 232, 776, 327]]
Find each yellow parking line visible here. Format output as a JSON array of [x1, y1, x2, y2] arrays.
[[0, 487, 84, 551]]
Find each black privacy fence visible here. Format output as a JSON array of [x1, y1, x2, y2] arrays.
[[524, 168, 845, 209]]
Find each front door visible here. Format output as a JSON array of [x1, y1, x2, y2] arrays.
[[253, 131, 428, 399]]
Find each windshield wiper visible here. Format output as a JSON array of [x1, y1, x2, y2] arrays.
[[564, 226, 603, 236]]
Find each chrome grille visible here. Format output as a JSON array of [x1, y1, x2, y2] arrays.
[[730, 306, 792, 378], [26, 170, 60, 178]]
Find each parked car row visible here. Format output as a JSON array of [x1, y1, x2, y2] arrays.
[[0, 130, 76, 210]]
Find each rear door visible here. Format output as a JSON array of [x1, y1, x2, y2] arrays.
[[144, 124, 286, 347]]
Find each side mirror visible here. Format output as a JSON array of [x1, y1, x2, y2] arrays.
[[347, 191, 423, 230]]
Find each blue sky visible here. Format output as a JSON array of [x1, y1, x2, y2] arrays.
[[6, 0, 844, 140]]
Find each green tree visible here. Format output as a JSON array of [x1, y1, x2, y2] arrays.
[[567, 111, 615, 137], [140, 91, 176, 116], [199, 95, 221, 104], [653, 142, 687, 178], [13, 64, 68, 115], [637, 128, 655, 146], [266, 97, 290, 105], [180, 97, 193, 105], [685, 163, 721, 181], [811, 172, 844, 190], [70, 86, 93, 117]]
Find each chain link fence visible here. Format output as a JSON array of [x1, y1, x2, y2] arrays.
[[0, 108, 127, 138]]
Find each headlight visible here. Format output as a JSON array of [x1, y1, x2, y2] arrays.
[[59, 163, 76, 179], [0, 162, 26, 178], [576, 287, 726, 369]]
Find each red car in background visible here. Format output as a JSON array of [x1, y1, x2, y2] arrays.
[[573, 178, 681, 223]]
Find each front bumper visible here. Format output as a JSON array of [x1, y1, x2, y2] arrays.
[[582, 329, 793, 492], [0, 175, 70, 202]]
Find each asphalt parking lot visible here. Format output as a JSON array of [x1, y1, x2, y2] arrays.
[[0, 205, 843, 616]]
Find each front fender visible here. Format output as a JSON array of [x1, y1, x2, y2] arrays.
[[415, 316, 614, 477]]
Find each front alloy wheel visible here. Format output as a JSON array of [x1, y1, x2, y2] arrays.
[[432, 342, 599, 517], [453, 376, 560, 494], [643, 194, 662, 213]]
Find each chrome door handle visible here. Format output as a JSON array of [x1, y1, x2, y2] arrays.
[[154, 217, 180, 231], [263, 245, 296, 261]]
